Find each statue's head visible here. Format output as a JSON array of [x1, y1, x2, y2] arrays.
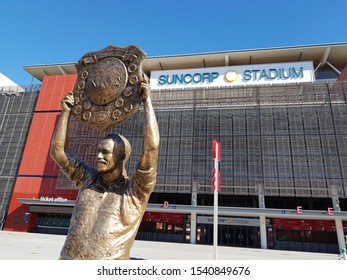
[[96, 134, 131, 174]]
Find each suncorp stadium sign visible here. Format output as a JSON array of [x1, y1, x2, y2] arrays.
[[150, 61, 315, 90]]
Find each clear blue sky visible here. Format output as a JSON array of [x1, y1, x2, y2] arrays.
[[1, 0, 347, 86]]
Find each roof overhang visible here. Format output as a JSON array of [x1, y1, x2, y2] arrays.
[[23, 43, 347, 82], [19, 199, 347, 221], [18, 198, 75, 207]]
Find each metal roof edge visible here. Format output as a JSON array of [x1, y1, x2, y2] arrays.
[[145, 42, 347, 60], [23, 42, 347, 68]]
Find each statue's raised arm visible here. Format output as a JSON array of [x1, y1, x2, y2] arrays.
[[138, 78, 160, 172], [50, 92, 74, 169]]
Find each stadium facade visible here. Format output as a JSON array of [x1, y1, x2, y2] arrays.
[[1, 43, 347, 254]]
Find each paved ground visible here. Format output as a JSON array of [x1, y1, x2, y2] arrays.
[[0, 230, 338, 260]]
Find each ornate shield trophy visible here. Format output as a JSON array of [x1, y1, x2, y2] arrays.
[[71, 45, 147, 131]]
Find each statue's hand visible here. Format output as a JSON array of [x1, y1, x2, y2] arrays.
[[140, 76, 151, 101], [61, 92, 74, 112]]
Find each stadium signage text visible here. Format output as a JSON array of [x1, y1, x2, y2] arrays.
[[40, 196, 68, 202], [243, 67, 304, 81], [197, 216, 260, 227], [150, 61, 314, 89], [158, 72, 219, 85]]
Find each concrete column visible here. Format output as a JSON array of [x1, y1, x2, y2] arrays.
[[335, 218, 346, 251], [259, 215, 267, 249], [329, 185, 346, 251], [330, 185, 341, 211], [190, 183, 198, 244], [190, 212, 197, 244], [257, 184, 267, 249]]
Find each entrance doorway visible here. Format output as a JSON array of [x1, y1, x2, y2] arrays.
[[197, 224, 260, 248]]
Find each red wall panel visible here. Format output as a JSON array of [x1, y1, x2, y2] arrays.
[[337, 65, 347, 81], [35, 74, 77, 111], [18, 113, 61, 176], [5, 74, 80, 232]]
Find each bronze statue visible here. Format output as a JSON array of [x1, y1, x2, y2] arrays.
[[50, 46, 160, 260]]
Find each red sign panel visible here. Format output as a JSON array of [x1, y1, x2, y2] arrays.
[[142, 212, 184, 223], [273, 218, 347, 232]]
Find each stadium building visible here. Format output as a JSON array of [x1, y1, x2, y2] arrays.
[[1, 43, 347, 254]]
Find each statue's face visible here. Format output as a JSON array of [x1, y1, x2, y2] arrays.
[[96, 139, 117, 173]]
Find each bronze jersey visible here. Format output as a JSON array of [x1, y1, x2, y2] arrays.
[[59, 151, 156, 260]]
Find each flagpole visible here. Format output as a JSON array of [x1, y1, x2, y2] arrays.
[[212, 140, 220, 260]]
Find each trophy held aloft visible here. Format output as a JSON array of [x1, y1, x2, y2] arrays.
[[71, 45, 147, 131]]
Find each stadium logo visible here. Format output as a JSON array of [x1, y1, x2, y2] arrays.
[[224, 70, 238, 83]]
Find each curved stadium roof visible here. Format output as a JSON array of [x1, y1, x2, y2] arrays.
[[23, 43, 347, 82]]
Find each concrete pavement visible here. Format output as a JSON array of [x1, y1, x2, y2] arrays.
[[0, 230, 338, 260]]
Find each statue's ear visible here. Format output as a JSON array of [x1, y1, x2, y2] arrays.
[[119, 153, 126, 162]]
